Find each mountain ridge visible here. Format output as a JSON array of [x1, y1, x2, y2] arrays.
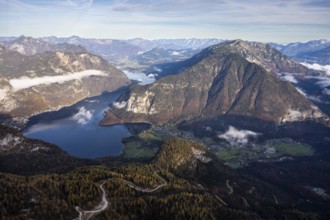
[[101, 40, 329, 126], [0, 45, 129, 119]]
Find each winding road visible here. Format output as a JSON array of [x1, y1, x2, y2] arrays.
[[226, 180, 233, 195], [74, 182, 108, 220], [123, 172, 167, 193], [74, 172, 167, 220]]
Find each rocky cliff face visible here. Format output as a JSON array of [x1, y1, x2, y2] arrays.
[[101, 41, 328, 126], [225, 40, 313, 76], [0, 45, 129, 119]]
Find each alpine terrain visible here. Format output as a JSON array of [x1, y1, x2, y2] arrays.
[[101, 40, 328, 126], [0, 45, 129, 122]]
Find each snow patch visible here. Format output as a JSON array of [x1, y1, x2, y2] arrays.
[[9, 70, 107, 92], [301, 62, 330, 75], [218, 126, 260, 147], [72, 107, 93, 125]]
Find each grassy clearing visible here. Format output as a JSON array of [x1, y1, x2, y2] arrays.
[[138, 132, 163, 141], [216, 149, 241, 160], [270, 143, 314, 156], [123, 141, 158, 158], [216, 148, 259, 161]]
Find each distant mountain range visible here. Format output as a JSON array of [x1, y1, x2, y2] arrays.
[[4, 35, 86, 55], [269, 39, 330, 65], [294, 46, 330, 65], [1, 36, 329, 67], [280, 39, 330, 57], [101, 40, 329, 127]]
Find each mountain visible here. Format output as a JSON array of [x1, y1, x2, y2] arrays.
[[268, 39, 330, 65], [0, 124, 86, 174], [40, 36, 224, 63], [131, 47, 200, 66], [150, 38, 224, 50], [41, 35, 142, 62], [267, 42, 285, 51], [148, 39, 315, 79], [280, 39, 330, 57], [294, 46, 330, 65], [6, 35, 86, 55], [0, 45, 129, 120], [224, 40, 314, 76], [154, 138, 218, 177], [0, 36, 17, 44], [101, 40, 328, 126]]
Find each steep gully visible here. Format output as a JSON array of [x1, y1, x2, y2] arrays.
[[74, 172, 167, 220]]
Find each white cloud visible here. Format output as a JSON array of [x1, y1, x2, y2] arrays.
[[66, 0, 94, 9], [171, 51, 181, 56], [280, 75, 298, 83], [218, 126, 260, 147], [303, 75, 330, 97], [9, 70, 107, 92], [316, 77, 330, 88], [323, 89, 330, 96], [123, 70, 155, 85], [23, 123, 61, 135], [300, 62, 330, 76], [72, 106, 93, 125]]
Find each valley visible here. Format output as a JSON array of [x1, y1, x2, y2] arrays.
[[1, 35, 330, 219]]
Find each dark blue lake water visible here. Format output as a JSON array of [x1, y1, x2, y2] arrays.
[[22, 90, 131, 158]]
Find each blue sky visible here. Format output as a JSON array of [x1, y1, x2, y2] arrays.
[[0, 0, 329, 43]]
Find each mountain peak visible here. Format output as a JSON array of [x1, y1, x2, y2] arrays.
[[101, 43, 329, 127]]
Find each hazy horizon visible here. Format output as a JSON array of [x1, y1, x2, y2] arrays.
[[1, 0, 330, 44]]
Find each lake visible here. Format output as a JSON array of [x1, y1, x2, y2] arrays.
[[23, 89, 131, 158]]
